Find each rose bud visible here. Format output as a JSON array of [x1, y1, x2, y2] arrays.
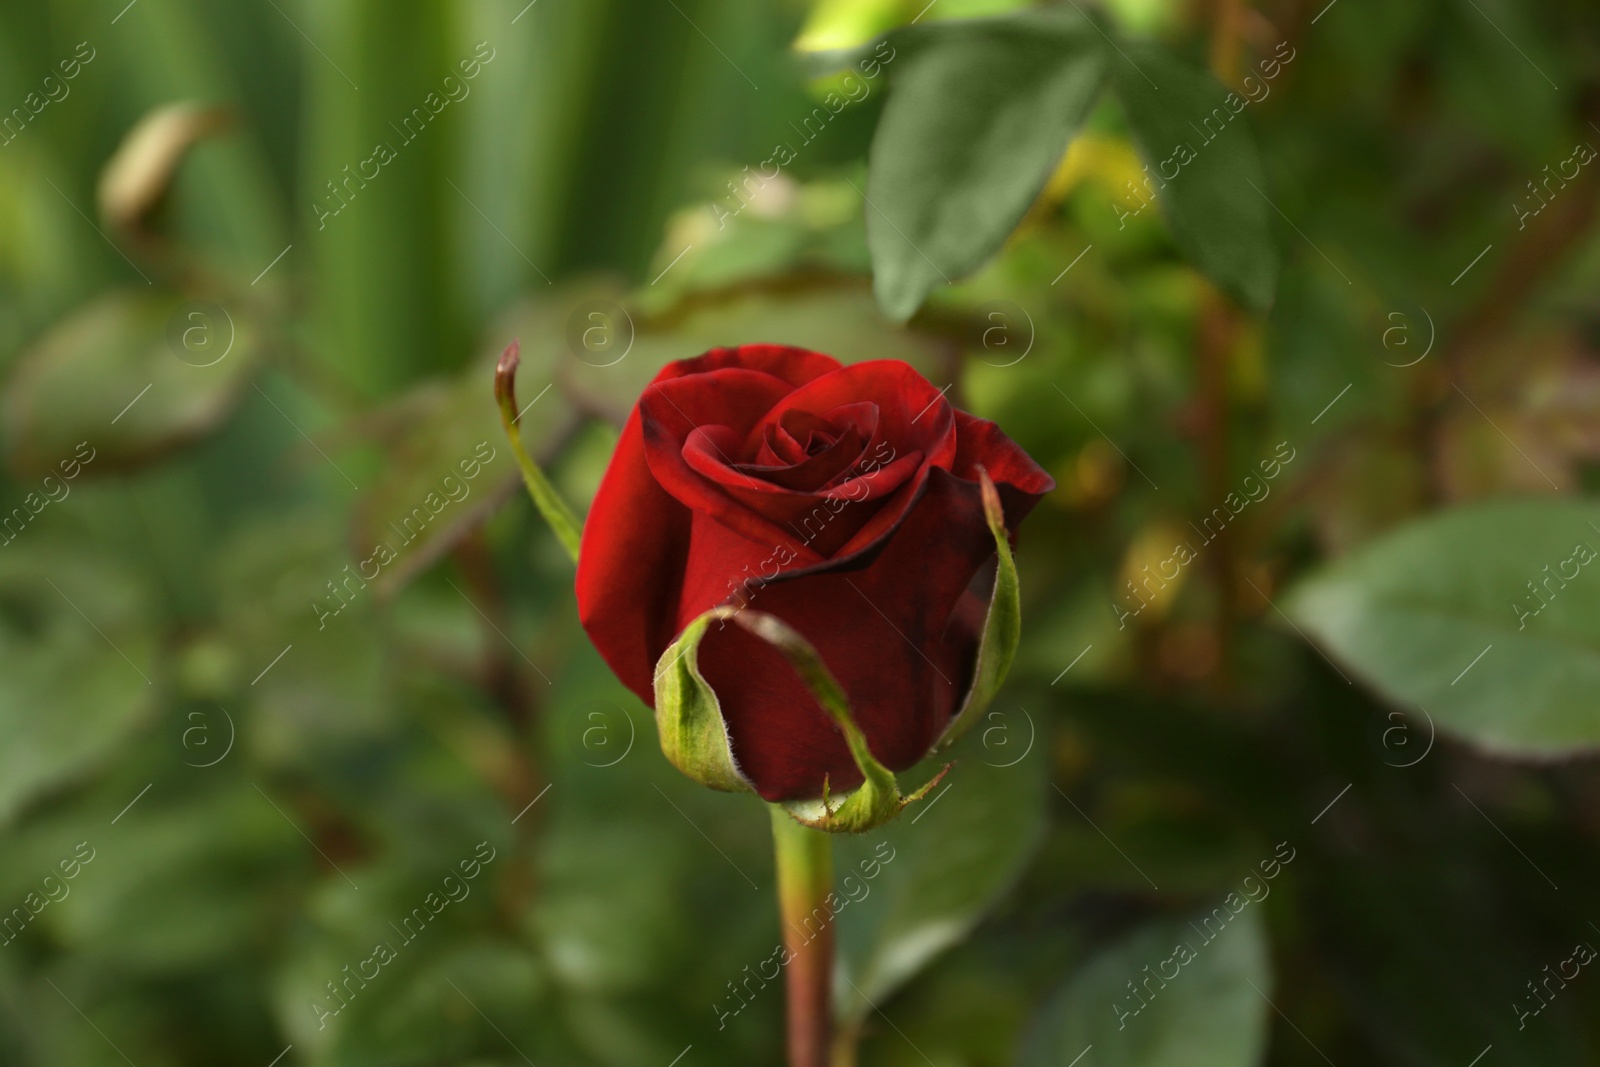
[[576, 345, 1053, 827]]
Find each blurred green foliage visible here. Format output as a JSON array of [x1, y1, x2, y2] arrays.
[[2, 0, 1600, 1065]]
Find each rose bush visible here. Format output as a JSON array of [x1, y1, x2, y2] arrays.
[[576, 344, 1053, 802]]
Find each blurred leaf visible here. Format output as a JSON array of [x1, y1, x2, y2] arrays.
[[212, 513, 390, 752], [280, 932, 553, 1066], [536, 823, 693, 992], [98, 102, 233, 239], [1107, 44, 1277, 312], [2, 290, 260, 478], [866, 9, 1106, 320], [1019, 908, 1271, 1067], [643, 179, 870, 305], [93, 0, 287, 266], [49, 782, 296, 972], [0, 549, 157, 825], [833, 724, 1047, 1021], [1287, 498, 1600, 755], [352, 340, 576, 598]]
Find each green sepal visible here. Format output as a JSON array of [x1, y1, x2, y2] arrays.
[[936, 469, 1021, 750], [652, 609, 756, 794], [732, 611, 947, 834], [780, 761, 951, 836], [654, 606, 949, 832]]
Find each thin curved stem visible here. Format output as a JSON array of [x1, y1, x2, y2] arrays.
[[494, 340, 583, 564]]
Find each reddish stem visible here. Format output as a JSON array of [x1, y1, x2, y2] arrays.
[[771, 806, 834, 1067]]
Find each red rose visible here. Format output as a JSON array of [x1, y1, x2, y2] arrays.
[[576, 344, 1054, 802]]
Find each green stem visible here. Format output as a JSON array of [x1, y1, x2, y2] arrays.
[[494, 340, 583, 564], [770, 805, 834, 1067]]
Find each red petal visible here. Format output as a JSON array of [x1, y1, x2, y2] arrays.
[[576, 345, 840, 704], [696, 458, 1045, 800]]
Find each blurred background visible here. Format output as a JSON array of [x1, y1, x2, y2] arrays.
[[2, 0, 1599, 1064]]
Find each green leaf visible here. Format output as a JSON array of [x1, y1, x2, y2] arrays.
[[1019, 908, 1272, 1067], [1286, 498, 1600, 755], [937, 470, 1022, 749], [654, 607, 946, 832], [833, 721, 1047, 1021], [741, 609, 928, 834], [866, 9, 1106, 320], [652, 611, 756, 795], [1, 290, 261, 478], [1107, 44, 1278, 312], [0, 550, 159, 825]]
